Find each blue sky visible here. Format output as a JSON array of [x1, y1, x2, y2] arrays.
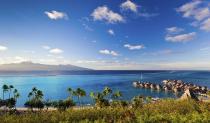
[[0, 0, 210, 70]]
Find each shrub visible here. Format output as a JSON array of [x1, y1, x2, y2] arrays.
[[131, 96, 144, 109], [24, 99, 44, 110], [110, 100, 129, 108], [52, 99, 75, 111]]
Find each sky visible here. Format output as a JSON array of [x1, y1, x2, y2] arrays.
[[0, 0, 210, 70]]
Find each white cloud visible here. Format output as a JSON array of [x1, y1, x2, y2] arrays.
[[0, 45, 8, 51], [165, 32, 196, 43], [176, 1, 202, 18], [42, 45, 51, 50], [124, 44, 145, 50], [91, 6, 124, 24], [166, 27, 184, 34], [200, 18, 210, 31], [108, 29, 115, 35], [120, 0, 138, 13], [43, 46, 63, 55], [194, 7, 210, 21], [177, 0, 210, 32], [14, 56, 27, 63], [49, 48, 63, 54], [45, 10, 68, 20], [120, 1, 158, 18], [99, 49, 119, 56]]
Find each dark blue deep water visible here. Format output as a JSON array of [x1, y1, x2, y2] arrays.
[[0, 70, 210, 107]]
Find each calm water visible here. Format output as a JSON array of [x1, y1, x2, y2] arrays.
[[0, 70, 210, 107]]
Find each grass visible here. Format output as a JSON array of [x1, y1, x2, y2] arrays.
[[0, 99, 209, 123]]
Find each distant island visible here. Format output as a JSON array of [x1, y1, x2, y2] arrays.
[[0, 62, 91, 72]]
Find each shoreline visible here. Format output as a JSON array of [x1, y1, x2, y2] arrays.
[[1, 96, 210, 112], [0, 106, 95, 111]]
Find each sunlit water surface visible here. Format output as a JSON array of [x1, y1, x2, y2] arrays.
[[0, 70, 209, 106]]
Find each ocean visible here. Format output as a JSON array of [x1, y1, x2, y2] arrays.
[[0, 70, 210, 107]]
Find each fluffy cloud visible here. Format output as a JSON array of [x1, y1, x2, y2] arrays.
[[177, 0, 210, 32], [166, 27, 184, 34], [165, 32, 196, 43], [120, 0, 138, 12], [49, 48, 63, 54], [176, 1, 202, 18], [99, 49, 119, 56], [165, 26, 196, 43], [108, 29, 115, 35], [43, 46, 64, 54], [120, 0, 158, 18], [0, 45, 8, 51], [194, 7, 210, 21], [45, 10, 68, 20], [14, 56, 27, 62], [124, 44, 145, 50], [200, 18, 210, 31], [91, 6, 124, 24]]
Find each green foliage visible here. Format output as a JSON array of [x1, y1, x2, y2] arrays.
[[0, 100, 210, 123], [24, 87, 44, 110], [0, 107, 136, 123], [24, 99, 44, 110], [44, 99, 53, 110], [0, 85, 210, 122], [103, 86, 112, 98], [112, 90, 122, 100], [89, 92, 110, 108], [110, 100, 129, 108], [52, 98, 75, 111], [135, 99, 210, 123], [73, 88, 86, 106], [5, 98, 16, 109], [131, 95, 144, 109], [207, 90, 210, 96], [0, 84, 19, 110]]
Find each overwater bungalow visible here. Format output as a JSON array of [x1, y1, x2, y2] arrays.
[[133, 79, 209, 97]]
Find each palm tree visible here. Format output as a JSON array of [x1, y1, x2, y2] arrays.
[[67, 87, 73, 99], [28, 92, 33, 100], [2, 84, 9, 100], [14, 92, 20, 101], [13, 89, 20, 109], [32, 87, 37, 92], [103, 86, 112, 98], [75, 88, 86, 106], [13, 89, 18, 97], [13, 89, 20, 100], [31, 87, 38, 99], [36, 90, 43, 100], [90, 92, 95, 104], [9, 85, 14, 99], [112, 91, 122, 100]]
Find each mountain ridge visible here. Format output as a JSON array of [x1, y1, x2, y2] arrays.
[[0, 62, 91, 71]]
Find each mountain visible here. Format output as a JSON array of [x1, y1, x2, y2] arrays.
[[0, 62, 91, 71]]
